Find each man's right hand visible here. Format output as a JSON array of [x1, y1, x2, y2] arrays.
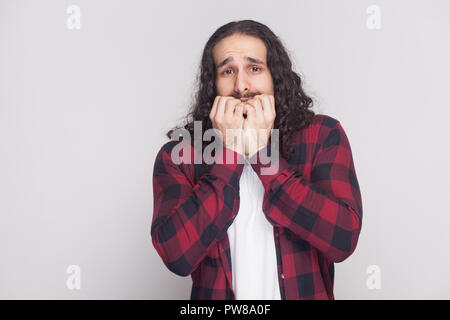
[[209, 96, 246, 155]]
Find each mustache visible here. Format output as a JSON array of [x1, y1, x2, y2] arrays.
[[231, 92, 259, 99]]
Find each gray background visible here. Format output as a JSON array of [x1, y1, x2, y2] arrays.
[[1, 0, 449, 299]]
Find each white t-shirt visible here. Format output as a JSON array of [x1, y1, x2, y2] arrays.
[[227, 156, 281, 300]]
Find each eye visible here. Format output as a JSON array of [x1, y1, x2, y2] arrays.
[[221, 68, 233, 75], [250, 66, 261, 72]]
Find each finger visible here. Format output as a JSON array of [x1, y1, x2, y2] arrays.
[[242, 103, 251, 117], [216, 96, 230, 119], [224, 98, 239, 120], [259, 95, 275, 122], [245, 104, 256, 123], [270, 95, 275, 114], [234, 102, 244, 117], [246, 98, 264, 124], [209, 96, 220, 121], [234, 104, 245, 128]]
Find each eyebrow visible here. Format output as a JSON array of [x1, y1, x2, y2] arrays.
[[216, 56, 265, 69]]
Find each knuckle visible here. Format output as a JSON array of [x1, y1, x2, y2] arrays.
[[226, 97, 236, 105]]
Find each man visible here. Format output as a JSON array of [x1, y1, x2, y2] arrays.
[[151, 20, 363, 300]]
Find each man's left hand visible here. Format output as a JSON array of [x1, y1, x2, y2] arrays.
[[242, 94, 276, 158]]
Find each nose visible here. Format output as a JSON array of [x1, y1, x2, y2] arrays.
[[233, 70, 250, 96]]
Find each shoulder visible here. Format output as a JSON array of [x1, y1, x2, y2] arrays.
[[310, 113, 341, 129], [155, 138, 196, 162], [153, 140, 179, 177], [159, 139, 182, 155], [154, 138, 211, 186], [308, 114, 352, 150], [154, 140, 179, 165], [291, 113, 342, 144]]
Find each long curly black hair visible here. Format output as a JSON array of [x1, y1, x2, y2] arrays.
[[166, 19, 315, 161]]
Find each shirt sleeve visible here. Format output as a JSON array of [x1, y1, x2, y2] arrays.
[[151, 142, 245, 276], [248, 121, 363, 263]]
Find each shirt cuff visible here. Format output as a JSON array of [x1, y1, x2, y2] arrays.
[[248, 143, 290, 190]]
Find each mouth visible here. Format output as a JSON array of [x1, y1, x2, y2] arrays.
[[240, 97, 250, 102]]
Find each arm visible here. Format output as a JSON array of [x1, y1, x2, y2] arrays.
[[151, 141, 245, 276], [249, 121, 363, 263]]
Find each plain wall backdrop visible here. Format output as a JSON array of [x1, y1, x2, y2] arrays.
[[1, 0, 450, 299]]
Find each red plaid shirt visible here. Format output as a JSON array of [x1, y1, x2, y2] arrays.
[[151, 114, 363, 300]]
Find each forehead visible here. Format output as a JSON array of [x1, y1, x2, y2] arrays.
[[212, 33, 267, 65]]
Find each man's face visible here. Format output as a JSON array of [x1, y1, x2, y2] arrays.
[[213, 33, 274, 101]]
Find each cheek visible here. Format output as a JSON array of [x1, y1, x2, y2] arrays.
[[215, 78, 221, 94], [252, 73, 273, 93], [215, 79, 230, 96], [265, 75, 274, 94], [255, 79, 274, 95]]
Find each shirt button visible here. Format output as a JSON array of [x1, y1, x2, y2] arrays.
[[275, 231, 279, 237], [281, 273, 285, 279]]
